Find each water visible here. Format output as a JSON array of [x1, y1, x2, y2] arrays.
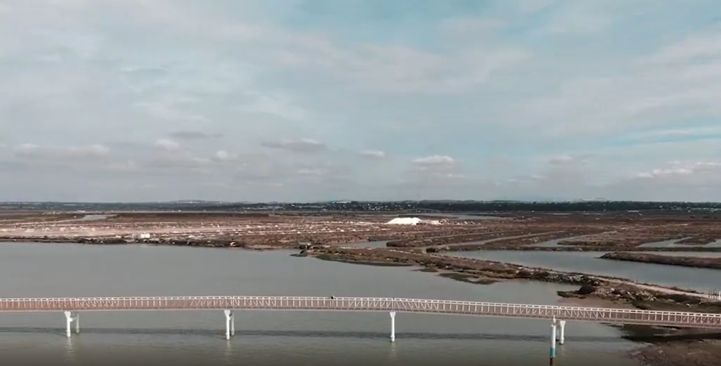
[[531, 234, 600, 248], [0, 242, 640, 366], [639, 251, 721, 258], [531, 238, 572, 248], [639, 239, 721, 248], [78, 214, 114, 221], [341, 240, 389, 249], [450, 251, 721, 292]]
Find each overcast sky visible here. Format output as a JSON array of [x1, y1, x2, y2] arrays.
[[1, 1, 721, 202]]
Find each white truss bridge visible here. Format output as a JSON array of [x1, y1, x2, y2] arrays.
[[1, 296, 720, 350]]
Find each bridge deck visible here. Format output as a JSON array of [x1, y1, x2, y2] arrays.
[[1, 296, 720, 329]]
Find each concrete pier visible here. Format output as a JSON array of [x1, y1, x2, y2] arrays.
[[389, 311, 396, 342], [64, 311, 79, 338], [549, 319, 557, 365], [224, 310, 234, 340], [558, 320, 566, 345], [0, 295, 714, 349]]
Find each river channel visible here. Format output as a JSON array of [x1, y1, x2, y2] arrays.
[[0, 242, 642, 365]]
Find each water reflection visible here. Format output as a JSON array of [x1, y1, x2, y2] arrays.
[[0, 243, 641, 366], [64, 337, 76, 365]]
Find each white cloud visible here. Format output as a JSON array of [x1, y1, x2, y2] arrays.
[[1, 1, 720, 201], [359, 150, 387, 159], [141, 155, 213, 170], [648, 128, 717, 138], [546, 12, 610, 35], [439, 17, 505, 36], [170, 131, 222, 140], [519, 29, 721, 139], [334, 45, 528, 94], [297, 168, 324, 176], [547, 154, 593, 166], [637, 161, 721, 179], [412, 155, 456, 168], [135, 100, 209, 124], [516, 0, 554, 14], [649, 32, 721, 65], [236, 92, 308, 120], [214, 150, 231, 161], [37, 1, 527, 95], [14, 143, 110, 159], [154, 138, 181, 151], [548, 155, 575, 165], [261, 138, 326, 153], [410, 155, 463, 180]]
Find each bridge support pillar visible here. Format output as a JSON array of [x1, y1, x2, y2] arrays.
[[389, 311, 396, 342], [550, 319, 557, 365], [64, 311, 79, 338], [224, 310, 234, 340], [558, 320, 566, 345]]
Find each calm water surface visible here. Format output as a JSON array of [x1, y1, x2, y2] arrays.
[[0, 243, 641, 366], [450, 251, 721, 292], [641, 251, 721, 258], [639, 239, 721, 248]]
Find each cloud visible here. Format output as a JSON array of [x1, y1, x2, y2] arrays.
[[154, 138, 181, 151], [517, 0, 554, 14], [1, 1, 720, 201], [135, 100, 209, 124], [209, 150, 257, 164], [548, 155, 575, 165], [359, 150, 387, 160], [637, 161, 721, 179], [314, 44, 528, 94], [261, 138, 326, 153], [649, 31, 721, 65], [412, 155, 457, 168], [520, 28, 721, 139], [439, 17, 505, 36], [544, 6, 611, 35], [547, 154, 591, 166], [214, 150, 232, 161], [410, 155, 463, 180], [236, 92, 308, 120], [169, 131, 223, 140], [614, 126, 721, 146], [297, 168, 325, 176], [141, 155, 213, 170], [14, 143, 110, 159]]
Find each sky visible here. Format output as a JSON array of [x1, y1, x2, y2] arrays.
[[1, 0, 721, 202]]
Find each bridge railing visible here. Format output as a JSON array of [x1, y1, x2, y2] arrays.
[[0, 296, 719, 329]]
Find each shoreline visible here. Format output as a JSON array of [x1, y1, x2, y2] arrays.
[[630, 339, 721, 366], [5, 235, 721, 255], [602, 252, 721, 270], [4, 210, 721, 365], [2, 239, 721, 365], [309, 247, 721, 313]]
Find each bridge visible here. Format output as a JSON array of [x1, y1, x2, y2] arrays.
[[2, 296, 720, 362]]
